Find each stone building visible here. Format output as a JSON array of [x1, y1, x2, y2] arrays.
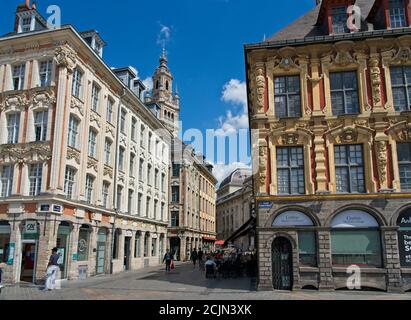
[[216, 168, 256, 252], [0, 3, 171, 284], [246, 0, 411, 292]]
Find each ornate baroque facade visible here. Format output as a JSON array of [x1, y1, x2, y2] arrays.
[[246, 0, 411, 292]]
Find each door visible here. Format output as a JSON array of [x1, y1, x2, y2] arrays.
[[272, 237, 293, 290], [56, 225, 71, 279], [96, 229, 107, 275], [124, 237, 131, 270], [20, 242, 37, 283]]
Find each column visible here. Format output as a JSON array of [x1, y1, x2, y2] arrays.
[[88, 225, 98, 276], [68, 223, 80, 280], [140, 231, 146, 260], [35, 218, 58, 283], [382, 227, 403, 292], [179, 235, 186, 261], [129, 231, 136, 270], [317, 230, 334, 291]]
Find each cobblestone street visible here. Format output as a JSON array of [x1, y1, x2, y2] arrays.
[[1, 262, 410, 300]]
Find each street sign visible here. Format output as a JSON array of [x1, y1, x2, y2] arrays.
[[259, 201, 272, 209]]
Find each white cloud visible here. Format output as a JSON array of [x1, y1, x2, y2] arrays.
[[157, 24, 172, 47], [212, 162, 251, 186], [221, 79, 247, 110]]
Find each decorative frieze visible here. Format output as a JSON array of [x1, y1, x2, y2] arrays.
[[0, 142, 52, 164], [66, 147, 81, 165], [87, 157, 98, 172], [103, 165, 113, 179]]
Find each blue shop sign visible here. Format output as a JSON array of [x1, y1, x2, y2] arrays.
[[259, 201, 272, 209]]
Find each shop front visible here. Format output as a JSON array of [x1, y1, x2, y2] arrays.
[[96, 228, 108, 275], [19, 220, 40, 283], [56, 222, 71, 279]]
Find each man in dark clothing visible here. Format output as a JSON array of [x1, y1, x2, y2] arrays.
[[163, 250, 173, 273], [198, 249, 203, 262], [44, 248, 60, 291], [191, 249, 198, 267]]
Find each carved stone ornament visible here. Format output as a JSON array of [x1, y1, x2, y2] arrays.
[[258, 145, 267, 186], [90, 112, 101, 128], [71, 96, 84, 116], [55, 45, 77, 72], [398, 127, 411, 141], [32, 90, 56, 109], [0, 142, 51, 164], [106, 126, 115, 138], [355, 119, 368, 127], [87, 157, 98, 171], [281, 133, 299, 145], [391, 47, 411, 64], [0, 94, 29, 112], [369, 56, 382, 107], [333, 51, 355, 67], [255, 66, 266, 114], [66, 147, 80, 165], [103, 165, 113, 178], [376, 141, 388, 186], [336, 128, 358, 144], [328, 120, 343, 130]]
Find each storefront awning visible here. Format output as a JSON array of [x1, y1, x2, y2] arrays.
[[202, 237, 216, 241], [215, 240, 225, 245]]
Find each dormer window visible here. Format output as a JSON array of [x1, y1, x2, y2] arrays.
[[21, 17, 32, 32], [331, 6, 349, 34], [389, 0, 407, 28]]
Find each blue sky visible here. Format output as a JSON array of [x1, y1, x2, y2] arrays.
[[0, 0, 315, 181]]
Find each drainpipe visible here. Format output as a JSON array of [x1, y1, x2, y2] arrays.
[[110, 88, 126, 275]]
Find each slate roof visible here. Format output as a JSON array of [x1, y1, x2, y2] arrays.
[[266, 0, 376, 43]]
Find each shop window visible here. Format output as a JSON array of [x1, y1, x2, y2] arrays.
[[0, 221, 11, 263], [298, 232, 317, 267], [331, 210, 382, 267], [397, 143, 411, 191], [77, 226, 91, 262], [390, 66, 411, 111], [274, 75, 301, 118], [397, 209, 411, 267], [330, 71, 359, 115]]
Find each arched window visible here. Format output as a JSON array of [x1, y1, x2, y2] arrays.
[[397, 208, 411, 267], [331, 210, 382, 267], [0, 221, 11, 263], [77, 225, 91, 262], [273, 211, 317, 267]]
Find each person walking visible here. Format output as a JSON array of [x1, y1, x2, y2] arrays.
[[44, 248, 60, 291], [198, 249, 204, 270], [163, 250, 173, 273], [191, 249, 198, 267]]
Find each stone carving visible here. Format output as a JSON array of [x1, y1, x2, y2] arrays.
[[306, 73, 324, 84], [281, 133, 299, 145], [0, 142, 51, 163], [255, 66, 266, 114], [333, 51, 355, 67], [118, 174, 125, 184], [32, 90, 56, 109], [336, 128, 358, 144], [328, 120, 343, 130], [355, 120, 368, 127], [87, 157, 98, 171], [106, 126, 115, 138], [270, 121, 286, 131], [376, 141, 387, 186], [1, 94, 29, 112], [55, 45, 77, 72], [90, 112, 101, 128], [369, 56, 382, 107], [398, 127, 411, 141], [71, 96, 84, 116], [103, 165, 113, 178], [66, 147, 80, 164], [258, 145, 267, 187]]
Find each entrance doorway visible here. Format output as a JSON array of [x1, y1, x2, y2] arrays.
[[124, 236, 131, 270], [96, 229, 107, 275], [170, 237, 180, 261], [272, 237, 293, 290], [57, 223, 71, 279], [20, 242, 37, 283]]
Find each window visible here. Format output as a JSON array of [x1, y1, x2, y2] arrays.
[[102, 182, 110, 208], [0, 222, 11, 263], [148, 132, 153, 153], [131, 118, 137, 141], [139, 159, 144, 181], [298, 232, 317, 267], [172, 164, 180, 177], [147, 164, 152, 185], [330, 71, 359, 115], [146, 197, 151, 218], [154, 199, 158, 219], [172, 186, 180, 202], [85, 174, 94, 204], [21, 17, 32, 32], [277, 147, 305, 195], [39, 60, 53, 87], [91, 83, 100, 112], [144, 233, 149, 257], [88, 129, 97, 158], [389, 0, 407, 28], [274, 75, 301, 118], [34, 110, 48, 141], [104, 139, 112, 166], [331, 6, 348, 34], [119, 147, 125, 171], [29, 163, 42, 196], [116, 186, 123, 211], [161, 173, 166, 192], [64, 167, 75, 199], [129, 153, 135, 177], [397, 143, 411, 191], [128, 189, 134, 213], [7, 113, 20, 144], [13, 64, 25, 90], [161, 203, 165, 221], [152, 238, 157, 256], [68, 115, 79, 148], [155, 169, 159, 189], [391, 66, 411, 112], [334, 144, 365, 193], [72, 68, 82, 98], [134, 232, 141, 258], [137, 193, 143, 216], [77, 226, 90, 261], [0, 165, 13, 197], [171, 211, 179, 227], [140, 125, 145, 148], [113, 230, 120, 259], [120, 109, 127, 133], [106, 97, 114, 123]]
